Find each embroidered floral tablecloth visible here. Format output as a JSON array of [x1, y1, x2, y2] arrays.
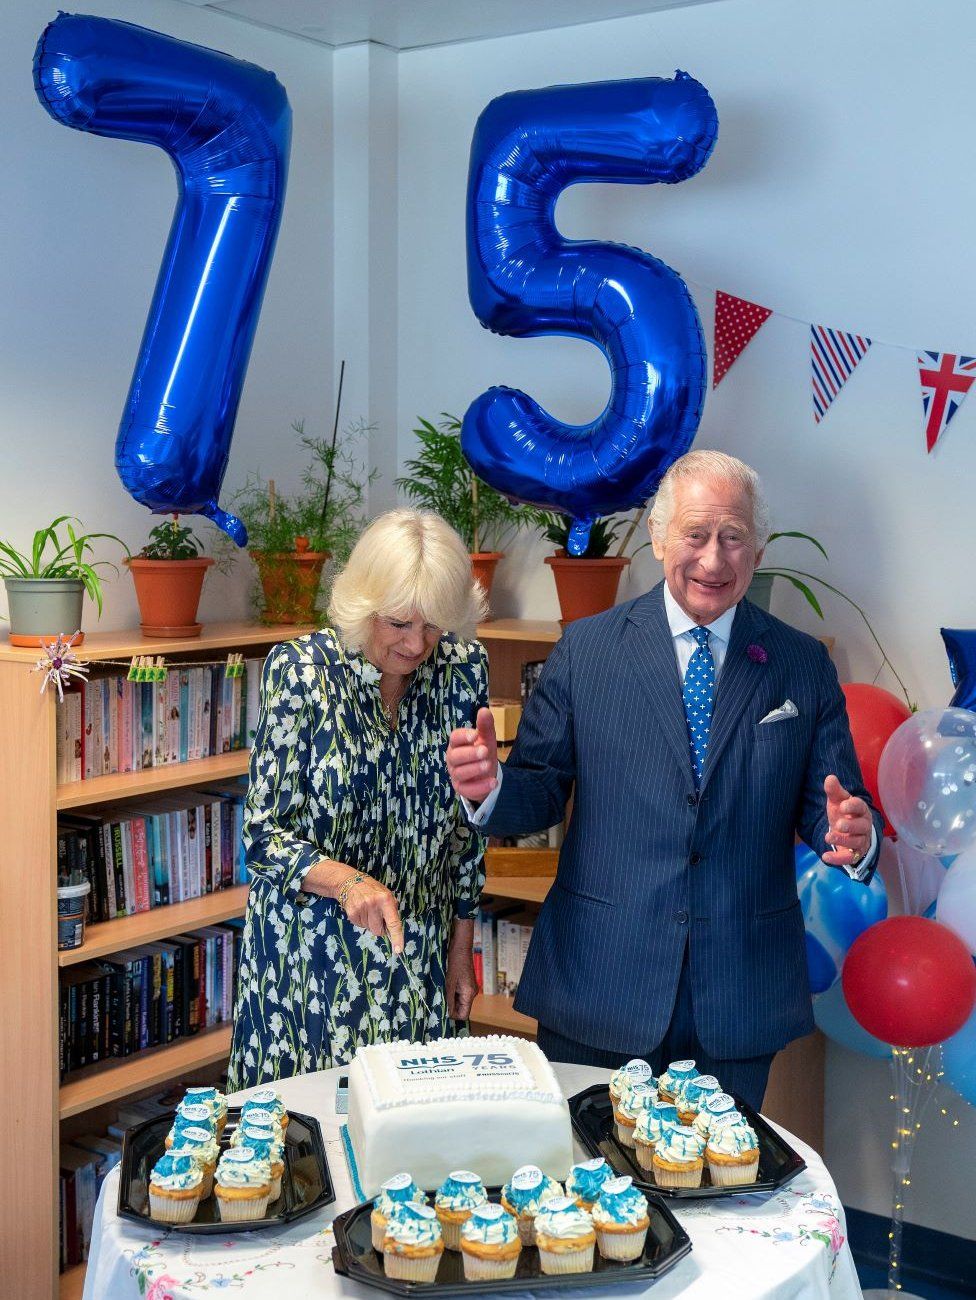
[[83, 1065, 862, 1300]]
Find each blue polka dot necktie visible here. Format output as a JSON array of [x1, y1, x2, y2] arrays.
[[683, 626, 715, 788]]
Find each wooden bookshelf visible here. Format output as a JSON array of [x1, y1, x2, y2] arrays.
[[470, 993, 537, 1037], [57, 749, 250, 810], [60, 1023, 234, 1120], [59, 1264, 86, 1300], [59, 885, 249, 967], [483, 874, 553, 905], [0, 622, 305, 1300]]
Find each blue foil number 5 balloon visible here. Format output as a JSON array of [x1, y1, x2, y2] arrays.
[[464, 74, 718, 554], [33, 13, 292, 544]]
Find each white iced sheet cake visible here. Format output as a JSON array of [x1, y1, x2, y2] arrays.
[[346, 1034, 574, 1195]]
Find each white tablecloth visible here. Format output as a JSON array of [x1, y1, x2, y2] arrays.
[[82, 1065, 862, 1300]]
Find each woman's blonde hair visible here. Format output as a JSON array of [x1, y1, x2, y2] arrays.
[[329, 509, 487, 652]]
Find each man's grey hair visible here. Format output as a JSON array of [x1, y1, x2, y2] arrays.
[[649, 450, 771, 549]]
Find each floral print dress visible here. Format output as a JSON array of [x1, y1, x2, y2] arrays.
[[227, 629, 488, 1089]]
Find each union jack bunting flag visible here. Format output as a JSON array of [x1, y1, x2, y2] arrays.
[[917, 351, 976, 453], [811, 326, 872, 422]]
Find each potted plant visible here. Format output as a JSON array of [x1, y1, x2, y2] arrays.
[[529, 508, 649, 624], [227, 417, 374, 625], [0, 515, 126, 646], [395, 414, 528, 611], [125, 515, 214, 638], [751, 530, 913, 708]]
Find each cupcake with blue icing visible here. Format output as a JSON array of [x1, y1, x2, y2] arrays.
[[149, 1151, 204, 1224], [609, 1058, 656, 1106], [168, 1125, 220, 1198], [383, 1201, 444, 1283], [183, 1086, 228, 1133], [633, 1101, 680, 1173], [164, 1102, 215, 1148], [241, 1088, 288, 1131], [370, 1172, 428, 1251], [214, 1147, 272, 1222], [675, 1073, 721, 1125], [534, 1195, 596, 1275], [614, 1081, 657, 1149], [566, 1157, 613, 1209], [705, 1113, 760, 1186], [460, 1203, 522, 1281], [591, 1176, 650, 1261], [237, 1104, 284, 1140], [692, 1092, 739, 1143], [232, 1130, 285, 1202], [651, 1125, 706, 1189], [434, 1170, 488, 1250], [500, 1164, 563, 1245], [658, 1059, 697, 1104]]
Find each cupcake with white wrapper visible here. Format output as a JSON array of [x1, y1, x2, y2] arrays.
[[370, 1172, 428, 1251], [592, 1176, 650, 1261], [634, 1101, 680, 1172], [609, 1058, 656, 1106], [533, 1195, 596, 1275], [434, 1170, 487, 1250], [165, 1103, 216, 1148], [705, 1112, 761, 1186], [149, 1151, 204, 1223], [383, 1202, 444, 1283], [614, 1081, 657, 1148], [692, 1092, 739, 1142], [168, 1125, 219, 1198], [213, 1147, 272, 1221], [459, 1203, 522, 1280], [651, 1125, 706, 1189]]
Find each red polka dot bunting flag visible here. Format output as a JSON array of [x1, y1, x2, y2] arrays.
[[713, 291, 772, 388]]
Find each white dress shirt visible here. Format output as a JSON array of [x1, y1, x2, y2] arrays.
[[465, 589, 876, 878]]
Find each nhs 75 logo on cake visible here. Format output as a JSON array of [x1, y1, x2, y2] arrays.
[[396, 1052, 516, 1072]]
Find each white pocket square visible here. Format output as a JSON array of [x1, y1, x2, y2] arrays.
[[760, 699, 798, 724]]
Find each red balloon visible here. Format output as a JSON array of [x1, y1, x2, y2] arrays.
[[842, 917, 976, 1047], [841, 683, 912, 836]]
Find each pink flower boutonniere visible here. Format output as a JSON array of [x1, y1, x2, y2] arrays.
[[747, 643, 768, 664]]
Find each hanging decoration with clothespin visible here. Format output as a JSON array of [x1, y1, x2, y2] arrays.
[[225, 652, 244, 679]]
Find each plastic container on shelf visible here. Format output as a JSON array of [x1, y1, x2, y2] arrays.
[[57, 880, 90, 951]]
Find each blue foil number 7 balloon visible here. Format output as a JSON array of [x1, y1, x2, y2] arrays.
[[33, 13, 292, 544], [464, 74, 718, 554]]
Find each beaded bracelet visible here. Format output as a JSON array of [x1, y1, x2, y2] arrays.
[[336, 872, 365, 911]]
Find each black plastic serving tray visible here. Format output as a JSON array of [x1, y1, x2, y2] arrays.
[[118, 1107, 334, 1232], [331, 1186, 692, 1295], [569, 1083, 806, 1200]]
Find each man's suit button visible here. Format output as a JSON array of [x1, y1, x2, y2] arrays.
[[689, 852, 702, 866], [676, 910, 689, 924], [687, 793, 698, 807]]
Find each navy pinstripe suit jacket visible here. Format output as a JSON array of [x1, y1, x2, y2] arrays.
[[483, 582, 883, 1059]]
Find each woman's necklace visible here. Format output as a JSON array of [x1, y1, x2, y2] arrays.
[[379, 676, 407, 727]]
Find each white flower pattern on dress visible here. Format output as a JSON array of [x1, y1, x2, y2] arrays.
[[227, 630, 488, 1089]]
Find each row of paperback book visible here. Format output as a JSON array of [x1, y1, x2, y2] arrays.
[[57, 784, 247, 920], [472, 906, 534, 999], [58, 921, 242, 1079], [55, 658, 266, 783], [60, 1085, 211, 1269]]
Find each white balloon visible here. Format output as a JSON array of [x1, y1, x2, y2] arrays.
[[877, 707, 976, 856], [936, 849, 976, 955]]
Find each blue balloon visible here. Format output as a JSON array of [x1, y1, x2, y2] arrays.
[[795, 843, 888, 993], [942, 1004, 976, 1105], [814, 978, 892, 1059], [941, 628, 976, 711], [33, 14, 292, 544], [463, 73, 718, 555]]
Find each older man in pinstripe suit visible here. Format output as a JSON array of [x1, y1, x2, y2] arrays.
[[448, 450, 883, 1109]]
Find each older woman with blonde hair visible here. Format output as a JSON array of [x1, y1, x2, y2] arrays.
[[227, 509, 489, 1088]]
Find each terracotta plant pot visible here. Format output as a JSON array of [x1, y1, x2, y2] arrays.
[[250, 543, 329, 625], [126, 557, 214, 638], [544, 551, 630, 624], [470, 552, 504, 615]]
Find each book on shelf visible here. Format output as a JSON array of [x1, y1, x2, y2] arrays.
[[520, 659, 546, 704], [59, 1145, 98, 1268], [58, 924, 242, 1079], [57, 659, 263, 784], [475, 905, 534, 998]]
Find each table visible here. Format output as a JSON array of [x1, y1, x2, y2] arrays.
[[82, 1065, 862, 1300]]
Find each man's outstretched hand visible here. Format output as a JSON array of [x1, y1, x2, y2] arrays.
[[822, 774, 873, 869], [447, 707, 498, 804]]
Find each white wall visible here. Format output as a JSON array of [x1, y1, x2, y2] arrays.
[[395, 0, 976, 1237], [0, 0, 334, 629]]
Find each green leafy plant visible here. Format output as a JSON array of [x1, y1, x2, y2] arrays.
[[396, 414, 529, 552], [756, 530, 914, 709], [0, 515, 127, 615], [524, 505, 653, 560], [227, 417, 375, 563], [138, 516, 205, 560]]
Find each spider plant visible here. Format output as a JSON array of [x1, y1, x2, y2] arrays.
[[0, 515, 127, 615]]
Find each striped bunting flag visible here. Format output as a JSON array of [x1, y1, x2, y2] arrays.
[[811, 326, 872, 422], [917, 351, 976, 452]]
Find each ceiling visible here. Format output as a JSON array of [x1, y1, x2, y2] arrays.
[[170, 0, 716, 50]]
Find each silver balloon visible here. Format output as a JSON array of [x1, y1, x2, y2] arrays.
[[877, 707, 976, 855]]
